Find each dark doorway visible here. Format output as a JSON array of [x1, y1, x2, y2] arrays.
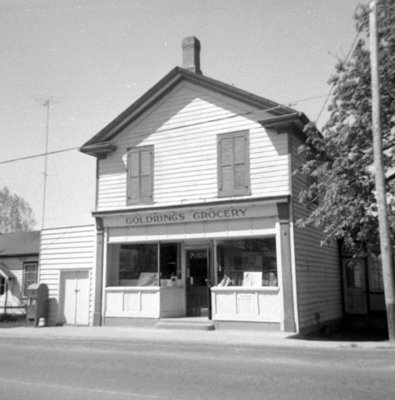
[[186, 249, 208, 317]]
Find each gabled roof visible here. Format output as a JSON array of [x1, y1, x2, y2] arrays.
[[80, 67, 309, 157], [0, 263, 16, 279], [0, 231, 40, 257]]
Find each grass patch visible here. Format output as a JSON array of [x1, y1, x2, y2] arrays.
[[0, 314, 33, 328]]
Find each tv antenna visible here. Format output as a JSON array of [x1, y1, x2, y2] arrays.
[[34, 95, 65, 229]]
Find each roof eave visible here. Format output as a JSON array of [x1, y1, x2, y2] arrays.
[[79, 142, 117, 158], [259, 112, 309, 132]]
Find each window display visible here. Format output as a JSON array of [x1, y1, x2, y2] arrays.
[[216, 238, 277, 287], [107, 242, 181, 287], [114, 244, 158, 286]]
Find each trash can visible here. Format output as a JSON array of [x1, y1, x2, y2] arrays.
[[26, 283, 48, 327]]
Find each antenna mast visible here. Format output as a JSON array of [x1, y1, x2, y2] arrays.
[[41, 97, 52, 229]]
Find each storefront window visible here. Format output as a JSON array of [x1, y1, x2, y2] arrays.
[[216, 238, 277, 287], [107, 243, 158, 287], [107, 243, 182, 287]]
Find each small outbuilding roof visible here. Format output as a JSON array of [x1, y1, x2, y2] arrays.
[[0, 231, 40, 257]]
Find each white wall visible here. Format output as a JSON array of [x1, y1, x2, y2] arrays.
[[290, 134, 342, 332], [97, 82, 290, 210], [39, 225, 96, 326]]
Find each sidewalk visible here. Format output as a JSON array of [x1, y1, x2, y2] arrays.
[[0, 325, 394, 350]]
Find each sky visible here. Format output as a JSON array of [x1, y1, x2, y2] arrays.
[[0, 0, 365, 230]]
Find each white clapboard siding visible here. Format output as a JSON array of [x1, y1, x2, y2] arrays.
[[97, 82, 291, 210], [290, 135, 342, 332], [38, 225, 96, 326]]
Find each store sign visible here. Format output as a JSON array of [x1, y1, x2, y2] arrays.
[[124, 207, 248, 226]]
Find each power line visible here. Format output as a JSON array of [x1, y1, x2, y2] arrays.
[[287, 94, 328, 107], [0, 104, 288, 165], [0, 147, 79, 165], [0, 90, 335, 167]]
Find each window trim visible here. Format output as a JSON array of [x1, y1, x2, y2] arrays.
[[126, 145, 154, 205], [215, 237, 278, 288], [22, 261, 38, 297], [217, 130, 251, 197]]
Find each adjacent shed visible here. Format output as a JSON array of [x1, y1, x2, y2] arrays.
[[38, 225, 96, 326]]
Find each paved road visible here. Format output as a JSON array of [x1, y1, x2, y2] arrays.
[[0, 337, 394, 400]]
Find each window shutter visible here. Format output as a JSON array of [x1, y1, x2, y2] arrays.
[[219, 136, 234, 194], [139, 147, 153, 202], [233, 135, 247, 191], [128, 149, 140, 203], [127, 146, 153, 205], [218, 131, 250, 197]]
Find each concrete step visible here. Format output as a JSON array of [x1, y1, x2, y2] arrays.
[[155, 318, 215, 331]]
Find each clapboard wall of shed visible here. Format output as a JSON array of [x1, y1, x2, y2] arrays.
[[38, 225, 96, 326], [290, 134, 342, 333], [97, 82, 291, 210]]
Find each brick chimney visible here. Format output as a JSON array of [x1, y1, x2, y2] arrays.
[[182, 36, 202, 75]]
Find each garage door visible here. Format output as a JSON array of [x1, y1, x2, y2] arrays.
[[60, 270, 90, 325]]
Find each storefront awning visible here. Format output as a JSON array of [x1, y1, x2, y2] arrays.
[[0, 263, 15, 280]]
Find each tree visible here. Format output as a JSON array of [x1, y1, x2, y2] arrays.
[[0, 186, 36, 233], [297, 0, 395, 255], [297, 0, 395, 340]]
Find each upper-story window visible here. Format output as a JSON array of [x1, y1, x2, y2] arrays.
[[127, 145, 154, 205], [217, 130, 250, 197]]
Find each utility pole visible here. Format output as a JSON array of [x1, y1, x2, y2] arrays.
[[369, 1, 395, 341]]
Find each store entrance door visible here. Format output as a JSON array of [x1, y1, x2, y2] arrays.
[[186, 248, 209, 317]]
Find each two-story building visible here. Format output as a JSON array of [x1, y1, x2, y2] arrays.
[[79, 37, 342, 333]]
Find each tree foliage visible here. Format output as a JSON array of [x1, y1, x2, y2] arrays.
[[0, 186, 36, 233], [297, 0, 395, 255]]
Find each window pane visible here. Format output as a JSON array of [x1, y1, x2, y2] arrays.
[[23, 263, 38, 297], [216, 238, 277, 287], [118, 244, 158, 286]]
